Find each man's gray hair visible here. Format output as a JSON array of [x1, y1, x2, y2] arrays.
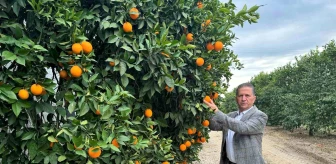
[[235, 83, 256, 96]]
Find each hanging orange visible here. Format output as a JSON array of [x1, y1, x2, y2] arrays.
[[129, 8, 140, 20]]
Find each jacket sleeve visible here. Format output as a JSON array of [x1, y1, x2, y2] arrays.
[[209, 110, 268, 134]]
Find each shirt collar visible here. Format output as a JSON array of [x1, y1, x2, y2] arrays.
[[237, 106, 253, 116]]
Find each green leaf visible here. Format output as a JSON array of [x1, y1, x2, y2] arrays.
[[75, 150, 87, 158], [248, 5, 259, 12], [65, 91, 75, 101], [16, 56, 25, 66], [164, 76, 174, 87], [79, 102, 89, 116], [108, 35, 118, 43], [2, 51, 17, 61], [121, 75, 129, 87], [33, 45, 48, 51], [55, 18, 66, 25], [12, 102, 22, 117], [22, 131, 35, 140], [68, 102, 76, 114], [121, 45, 133, 52], [89, 73, 99, 82], [2, 90, 18, 100], [48, 136, 58, 142], [119, 62, 127, 76], [58, 156, 66, 162], [27, 141, 38, 160], [13, 2, 20, 16]]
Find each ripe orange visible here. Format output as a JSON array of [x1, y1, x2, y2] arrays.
[[197, 1, 203, 8], [123, 22, 132, 33], [186, 33, 193, 41], [162, 161, 169, 164], [95, 109, 101, 115], [165, 85, 174, 92], [111, 138, 119, 148], [206, 42, 214, 51], [109, 61, 115, 66], [196, 57, 204, 66], [184, 141, 191, 147], [200, 137, 206, 143], [213, 92, 219, 99], [144, 108, 152, 118], [205, 19, 211, 26], [70, 65, 82, 78], [30, 84, 43, 96], [129, 8, 139, 20], [187, 128, 193, 135], [133, 136, 138, 145], [59, 70, 68, 79], [197, 131, 202, 137], [72, 43, 82, 55], [179, 144, 187, 151], [214, 41, 223, 51], [212, 81, 217, 87], [81, 41, 93, 54], [88, 146, 101, 159], [202, 120, 210, 127], [18, 89, 29, 100], [206, 64, 211, 71], [204, 95, 211, 103], [135, 161, 140, 164]]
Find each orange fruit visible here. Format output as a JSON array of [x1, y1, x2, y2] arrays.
[[196, 57, 204, 66], [30, 84, 43, 96], [186, 33, 193, 41], [88, 146, 101, 159], [197, 131, 202, 137], [204, 95, 211, 103], [213, 92, 219, 99], [109, 61, 115, 66], [200, 137, 206, 143], [155, 31, 159, 35], [81, 41, 93, 54], [111, 138, 119, 148], [184, 141, 191, 147], [41, 88, 47, 95], [179, 144, 187, 151], [192, 128, 196, 134], [129, 8, 139, 20], [214, 41, 223, 51], [59, 70, 68, 79], [196, 138, 202, 143], [135, 161, 140, 164], [133, 136, 138, 145], [212, 81, 217, 87], [70, 65, 82, 78], [165, 85, 174, 92], [72, 43, 82, 55], [162, 161, 169, 164], [202, 120, 209, 127], [206, 64, 211, 70], [197, 1, 203, 8], [206, 42, 214, 51], [95, 109, 101, 115], [205, 19, 211, 26], [191, 139, 195, 144], [18, 89, 29, 100], [123, 22, 132, 33], [187, 128, 193, 135], [144, 108, 152, 118]]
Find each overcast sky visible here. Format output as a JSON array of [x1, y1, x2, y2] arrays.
[[222, 0, 336, 91]]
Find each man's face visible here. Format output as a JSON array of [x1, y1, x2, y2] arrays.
[[236, 87, 256, 111]]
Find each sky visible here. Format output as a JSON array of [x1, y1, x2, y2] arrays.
[[222, 0, 336, 91]]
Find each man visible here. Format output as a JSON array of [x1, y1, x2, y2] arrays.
[[203, 83, 268, 164]]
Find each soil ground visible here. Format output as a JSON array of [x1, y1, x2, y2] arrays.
[[194, 126, 336, 164]]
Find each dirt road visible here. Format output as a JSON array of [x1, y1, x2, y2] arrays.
[[195, 126, 336, 164]]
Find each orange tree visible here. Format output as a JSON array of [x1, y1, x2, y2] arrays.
[[0, 0, 259, 163]]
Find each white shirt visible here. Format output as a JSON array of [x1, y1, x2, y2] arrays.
[[226, 107, 253, 163]]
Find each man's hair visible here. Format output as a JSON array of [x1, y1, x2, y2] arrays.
[[235, 82, 256, 96]]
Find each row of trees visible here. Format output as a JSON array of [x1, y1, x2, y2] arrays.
[[223, 40, 336, 135]]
